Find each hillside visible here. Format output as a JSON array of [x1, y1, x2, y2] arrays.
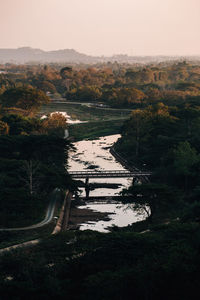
[[0, 47, 200, 64]]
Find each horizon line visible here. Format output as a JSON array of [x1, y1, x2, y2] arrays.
[[0, 46, 199, 58]]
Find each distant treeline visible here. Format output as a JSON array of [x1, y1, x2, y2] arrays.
[[1, 61, 200, 107]]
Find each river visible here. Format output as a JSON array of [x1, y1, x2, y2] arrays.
[[68, 134, 147, 232]]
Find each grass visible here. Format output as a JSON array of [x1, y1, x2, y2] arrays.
[[40, 102, 131, 122], [0, 189, 64, 249], [69, 119, 125, 141], [40, 102, 131, 140], [0, 224, 55, 250]]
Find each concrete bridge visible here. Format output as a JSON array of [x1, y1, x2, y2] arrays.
[[69, 170, 152, 183], [69, 169, 152, 199]]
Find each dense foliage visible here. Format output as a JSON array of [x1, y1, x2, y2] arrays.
[[114, 99, 200, 223], [1, 61, 200, 108], [0, 135, 72, 227], [116, 102, 200, 191], [0, 86, 49, 116], [0, 224, 200, 300], [0, 75, 72, 228], [0, 61, 200, 299]]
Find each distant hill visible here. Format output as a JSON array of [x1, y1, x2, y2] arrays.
[[0, 47, 199, 64], [0, 47, 99, 64]]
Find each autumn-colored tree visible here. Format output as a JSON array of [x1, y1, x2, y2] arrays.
[[0, 120, 9, 135], [107, 87, 146, 107], [42, 112, 67, 137], [146, 87, 162, 101], [36, 80, 57, 94], [66, 85, 102, 102]]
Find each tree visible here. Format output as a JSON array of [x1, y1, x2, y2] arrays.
[[107, 88, 146, 107], [60, 66, 73, 79], [175, 105, 200, 138], [146, 87, 162, 101], [173, 141, 200, 192], [66, 86, 102, 102], [128, 109, 151, 157], [1, 114, 41, 135], [20, 160, 41, 195], [41, 112, 67, 137], [118, 107, 152, 157], [0, 87, 50, 116], [0, 121, 9, 135], [36, 80, 57, 94], [122, 183, 179, 221], [116, 103, 177, 167]]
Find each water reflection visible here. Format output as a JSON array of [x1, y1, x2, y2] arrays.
[[68, 135, 131, 197], [78, 203, 145, 233], [68, 135, 146, 231]]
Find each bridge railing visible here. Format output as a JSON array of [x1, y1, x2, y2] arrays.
[[68, 170, 152, 178], [68, 170, 132, 175]]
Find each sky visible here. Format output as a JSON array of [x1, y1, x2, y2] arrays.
[[0, 0, 200, 56]]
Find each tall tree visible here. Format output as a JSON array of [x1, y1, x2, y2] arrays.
[[173, 141, 200, 192]]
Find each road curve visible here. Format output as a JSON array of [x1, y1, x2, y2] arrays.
[[0, 188, 60, 231]]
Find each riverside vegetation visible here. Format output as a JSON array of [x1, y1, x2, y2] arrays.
[[0, 86, 73, 248], [0, 61, 200, 299]]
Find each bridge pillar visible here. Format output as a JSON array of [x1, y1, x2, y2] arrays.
[[85, 186, 90, 199], [85, 176, 90, 199], [132, 177, 137, 186], [85, 176, 89, 186]]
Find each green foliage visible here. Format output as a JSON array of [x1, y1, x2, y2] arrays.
[[0, 134, 72, 228], [122, 183, 181, 221], [181, 202, 200, 222], [116, 100, 200, 220], [0, 86, 49, 116], [116, 103, 177, 162], [0, 62, 200, 299], [0, 224, 200, 299], [69, 119, 124, 141], [173, 141, 200, 176], [1, 114, 41, 135]]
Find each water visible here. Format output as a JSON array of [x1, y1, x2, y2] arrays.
[[68, 135, 132, 197], [78, 203, 143, 232], [68, 134, 147, 232]]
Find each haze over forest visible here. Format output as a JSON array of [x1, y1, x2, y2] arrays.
[[0, 47, 200, 64], [0, 0, 200, 57]]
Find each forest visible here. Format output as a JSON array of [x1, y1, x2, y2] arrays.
[[0, 61, 200, 299], [0, 82, 72, 248], [1, 60, 200, 108]]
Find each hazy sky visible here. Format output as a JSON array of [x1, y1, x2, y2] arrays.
[[0, 0, 200, 56]]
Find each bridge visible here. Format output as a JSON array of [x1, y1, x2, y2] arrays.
[[69, 170, 152, 180], [69, 169, 152, 199]]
